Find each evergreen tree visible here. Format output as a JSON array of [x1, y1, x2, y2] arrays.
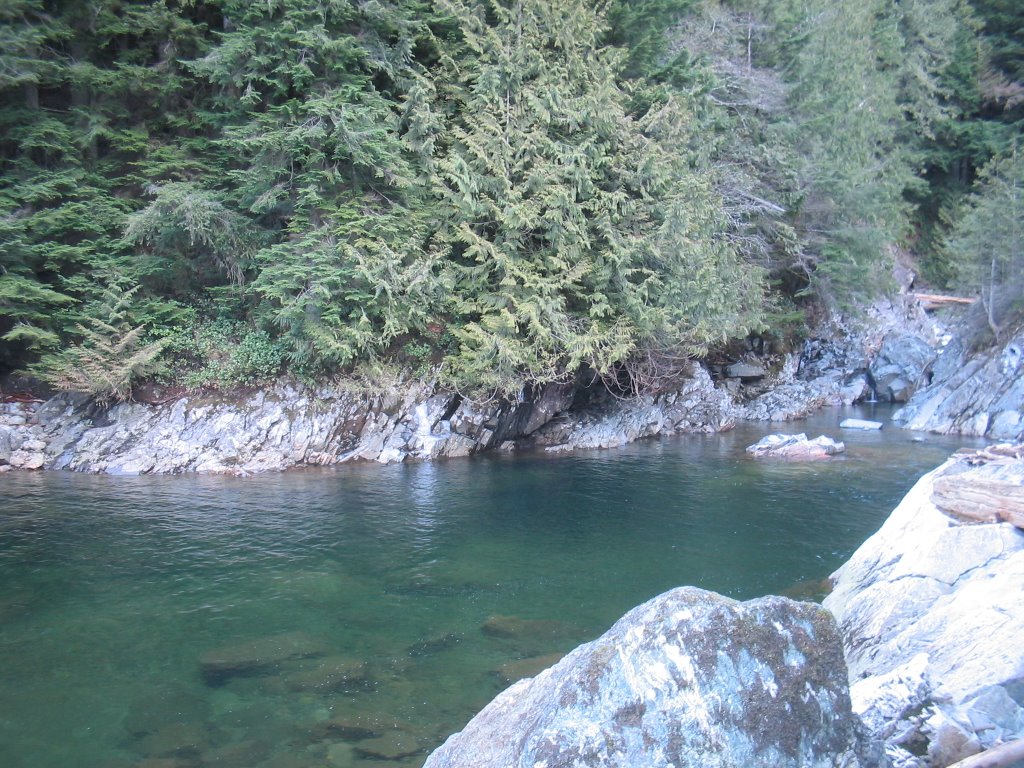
[[33, 283, 166, 404], [947, 148, 1024, 335], [764, 0, 910, 300], [0, 0, 215, 371], [187, 0, 442, 370], [428, 0, 763, 394]]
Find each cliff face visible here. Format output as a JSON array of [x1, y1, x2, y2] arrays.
[[0, 368, 739, 474], [893, 332, 1024, 441]]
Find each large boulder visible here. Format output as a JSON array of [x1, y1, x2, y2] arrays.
[[424, 587, 862, 768], [869, 333, 936, 403], [825, 450, 1024, 767], [746, 433, 846, 460]]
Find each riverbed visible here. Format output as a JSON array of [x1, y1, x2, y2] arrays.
[[0, 407, 981, 767]]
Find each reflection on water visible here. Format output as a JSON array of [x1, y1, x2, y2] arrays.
[[0, 407, 981, 768]]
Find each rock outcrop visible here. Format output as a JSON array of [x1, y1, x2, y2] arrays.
[[529, 365, 735, 451], [824, 448, 1024, 768], [0, 369, 742, 474], [746, 433, 846, 459], [894, 332, 1024, 441], [5, 294, 1000, 475], [869, 333, 936, 403], [424, 587, 862, 768]]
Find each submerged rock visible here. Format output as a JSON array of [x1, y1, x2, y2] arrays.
[[407, 631, 465, 657], [275, 655, 369, 693], [825, 451, 1024, 766], [353, 729, 426, 761], [746, 433, 846, 459], [199, 631, 330, 686], [425, 587, 861, 768], [480, 615, 577, 641], [493, 653, 565, 685]]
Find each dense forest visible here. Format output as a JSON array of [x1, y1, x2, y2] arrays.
[[1, 0, 1022, 400]]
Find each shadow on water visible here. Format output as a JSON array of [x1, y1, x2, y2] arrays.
[[0, 406, 983, 767]]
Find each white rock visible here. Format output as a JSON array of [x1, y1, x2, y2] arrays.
[[825, 457, 1024, 760], [8, 450, 45, 470], [840, 418, 883, 430], [746, 433, 845, 459], [424, 588, 862, 768]]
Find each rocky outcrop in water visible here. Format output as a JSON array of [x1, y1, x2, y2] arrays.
[[0, 294, 982, 475], [424, 587, 862, 768], [529, 366, 735, 451], [746, 433, 846, 459], [894, 332, 1024, 441], [824, 447, 1024, 768], [868, 333, 936, 404]]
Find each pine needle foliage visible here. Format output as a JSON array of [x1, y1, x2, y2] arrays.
[[946, 148, 1024, 336], [189, 0, 444, 371], [427, 0, 764, 395]]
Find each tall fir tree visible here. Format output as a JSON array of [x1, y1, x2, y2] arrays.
[[425, 0, 763, 394], [182, 0, 443, 370], [0, 0, 215, 370]]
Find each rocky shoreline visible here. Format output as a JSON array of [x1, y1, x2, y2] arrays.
[[1, 297, 1022, 476]]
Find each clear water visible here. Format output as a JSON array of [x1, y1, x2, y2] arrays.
[[0, 407, 981, 768]]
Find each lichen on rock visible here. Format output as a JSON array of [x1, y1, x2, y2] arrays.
[[424, 587, 862, 768]]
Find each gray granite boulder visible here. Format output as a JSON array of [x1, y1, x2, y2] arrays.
[[869, 333, 936, 403], [746, 433, 846, 459], [894, 333, 1024, 441], [825, 451, 1024, 767], [424, 587, 862, 768]]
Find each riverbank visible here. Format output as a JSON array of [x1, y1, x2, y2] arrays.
[[2, 295, 1020, 475]]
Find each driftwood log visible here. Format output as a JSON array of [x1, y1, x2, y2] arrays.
[[932, 472, 1024, 528], [911, 292, 978, 311], [947, 738, 1024, 768], [933, 445, 1024, 529]]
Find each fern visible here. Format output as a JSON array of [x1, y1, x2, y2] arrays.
[[33, 285, 166, 404]]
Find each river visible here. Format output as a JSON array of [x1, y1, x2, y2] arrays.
[[0, 407, 981, 768]]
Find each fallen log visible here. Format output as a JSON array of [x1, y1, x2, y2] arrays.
[[946, 738, 1024, 768], [911, 292, 978, 310]]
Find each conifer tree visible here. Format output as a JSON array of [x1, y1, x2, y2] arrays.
[[947, 148, 1024, 335], [33, 284, 165, 403], [428, 0, 763, 394], [765, 0, 910, 299], [0, 0, 215, 369], [189, 0, 441, 370]]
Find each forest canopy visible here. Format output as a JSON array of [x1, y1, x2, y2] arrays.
[[1, 0, 1021, 398]]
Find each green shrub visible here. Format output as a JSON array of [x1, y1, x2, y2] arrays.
[[157, 319, 284, 390]]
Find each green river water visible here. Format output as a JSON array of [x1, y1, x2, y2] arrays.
[[0, 407, 981, 768]]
